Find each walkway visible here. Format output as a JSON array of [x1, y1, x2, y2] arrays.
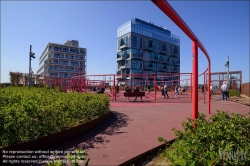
[[52, 93, 250, 165]]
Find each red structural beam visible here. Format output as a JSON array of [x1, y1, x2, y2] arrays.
[[152, 0, 212, 124], [151, 0, 210, 64]]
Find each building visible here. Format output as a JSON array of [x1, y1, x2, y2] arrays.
[[37, 40, 87, 79], [206, 71, 242, 90], [116, 18, 180, 86]]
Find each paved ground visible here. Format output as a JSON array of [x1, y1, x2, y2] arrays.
[[52, 92, 250, 166]]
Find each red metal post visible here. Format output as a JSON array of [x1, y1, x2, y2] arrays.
[[114, 75, 117, 101], [112, 75, 115, 101], [190, 74, 192, 99], [204, 72, 206, 103], [154, 74, 156, 102], [192, 41, 198, 127], [208, 65, 211, 114]]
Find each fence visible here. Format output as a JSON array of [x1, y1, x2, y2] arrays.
[[241, 82, 250, 97]]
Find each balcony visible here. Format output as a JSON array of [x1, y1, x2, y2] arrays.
[[162, 58, 170, 64], [149, 56, 158, 62], [157, 49, 167, 55], [131, 54, 143, 60], [117, 55, 126, 61], [119, 43, 130, 50], [119, 64, 130, 69], [169, 53, 178, 57], [173, 61, 180, 66], [160, 67, 168, 72], [143, 45, 152, 51], [143, 63, 153, 70]]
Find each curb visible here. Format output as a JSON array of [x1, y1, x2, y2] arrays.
[[119, 139, 176, 166]]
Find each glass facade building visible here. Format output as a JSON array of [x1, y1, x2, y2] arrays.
[[117, 18, 180, 85], [37, 40, 87, 78]]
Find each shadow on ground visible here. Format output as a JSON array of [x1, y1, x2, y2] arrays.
[[51, 111, 133, 151]]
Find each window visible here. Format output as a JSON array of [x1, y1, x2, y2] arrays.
[[132, 36, 137, 48], [54, 47, 58, 51], [132, 60, 137, 69], [148, 40, 152, 47], [132, 49, 137, 57], [126, 49, 130, 59], [140, 38, 142, 49], [152, 63, 157, 71]]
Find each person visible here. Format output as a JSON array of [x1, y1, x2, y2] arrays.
[[175, 86, 179, 98], [201, 85, 204, 93], [221, 81, 229, 101], [147, 84, 151, 94], [134, 86, 142, 101], [178, 86, 182, 95], [210, 84, 214, 99], [182, 87, 185, 93], [164, 83, 169, 98], [116, 83, 120, 97], [125, 86, 132, 101], [161, 85, 165, 99]]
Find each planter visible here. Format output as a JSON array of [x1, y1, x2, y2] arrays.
[[0, 112, 110, 161]]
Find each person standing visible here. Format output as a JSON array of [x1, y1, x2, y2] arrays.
[[221, 81, 229, 101], [116, 83, 120, 97], [147, 84, 151, 95], [175, 85, 179, 98], [164, 83, 169, 98]]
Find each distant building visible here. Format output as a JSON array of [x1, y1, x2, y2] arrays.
[[116, 18, 180, 86], [37, 40, 87, 78]]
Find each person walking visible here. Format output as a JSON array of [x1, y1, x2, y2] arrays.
[[210, 83, 214, 99], [221, 81, 229, 101], [164, 83, 169, 98], [161, 85, 165, 99], [175, 85, 179, 98]]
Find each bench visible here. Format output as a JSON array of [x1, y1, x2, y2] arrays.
[[124, 92, 145, 97]]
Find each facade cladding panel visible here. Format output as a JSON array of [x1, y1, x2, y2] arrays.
[[37, 40, 87, 78], [116, 18, 180, 85]]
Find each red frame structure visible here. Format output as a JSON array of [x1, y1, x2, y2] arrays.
[[151, 0, 211, 125]]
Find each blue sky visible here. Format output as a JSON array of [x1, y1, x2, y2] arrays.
[[1, 1, 249, 84]]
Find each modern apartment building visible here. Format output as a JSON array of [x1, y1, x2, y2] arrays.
[[116, 18, 180, 85], [37, 40, 87, 79]]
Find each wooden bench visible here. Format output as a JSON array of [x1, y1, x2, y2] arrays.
[[124, 92, 145, 97]]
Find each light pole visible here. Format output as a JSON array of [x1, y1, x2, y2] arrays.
[[224, 55, 229, 86], [29, 45, 35, 89]]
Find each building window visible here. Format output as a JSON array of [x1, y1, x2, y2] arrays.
[[132, 60, 137, 69], [148, 40, 152, 47], [140, 38, 142, 49], [132, 49, 137, 57], [132, 36, 137, 48], [54, 47, 58, 51], [126, 49, 130, 59]]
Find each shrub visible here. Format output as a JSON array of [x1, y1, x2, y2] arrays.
[[0, 87, 110, 147], [158, 111, 250, 166], [229, 89, 240, 97]]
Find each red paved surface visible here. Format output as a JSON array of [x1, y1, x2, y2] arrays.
[[52, 93, 250, 165]]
